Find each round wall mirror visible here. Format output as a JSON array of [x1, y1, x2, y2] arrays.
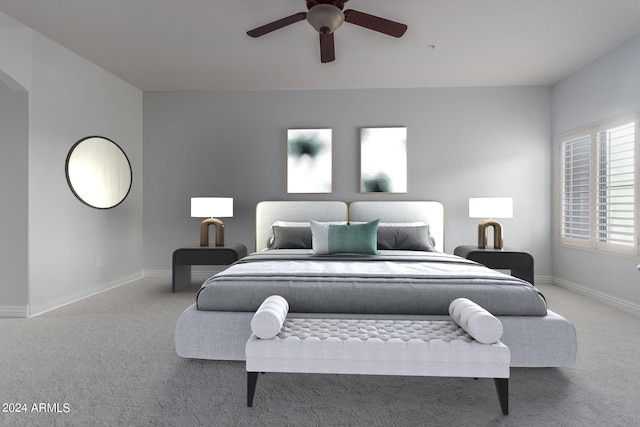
[[65, 136, 132, 209]]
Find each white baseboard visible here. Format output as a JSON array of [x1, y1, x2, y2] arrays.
[[143, 269, 170, 278], [28, 272, 143, 318], [0, 305, 29, 318], [534, 275, 553, 285], [553, 277, 640, 316]]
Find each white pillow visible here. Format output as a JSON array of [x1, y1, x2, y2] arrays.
[[448, 298, 503, 344], [250, 295, 289, 339]]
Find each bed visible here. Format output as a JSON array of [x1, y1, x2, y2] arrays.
[[175, 200, 577, 367]]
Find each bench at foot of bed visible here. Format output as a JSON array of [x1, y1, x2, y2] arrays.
[[245, 296, 511, 415]]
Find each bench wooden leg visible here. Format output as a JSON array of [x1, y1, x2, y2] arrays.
[[247, 372, 259, 407], [494, 378, 509, 415]]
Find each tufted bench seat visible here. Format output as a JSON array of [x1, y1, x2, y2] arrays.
[[246, 296, 511, 415]]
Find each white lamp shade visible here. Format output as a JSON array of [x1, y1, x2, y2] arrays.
[[469, 197, 513, 219], [191, 197, 233, 218]]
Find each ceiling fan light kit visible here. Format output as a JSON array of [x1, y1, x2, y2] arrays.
[[247, 0, 407, 63], [306, 4, 344, 34]]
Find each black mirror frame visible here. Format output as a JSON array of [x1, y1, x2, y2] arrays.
[[65, 135, 133, 210]]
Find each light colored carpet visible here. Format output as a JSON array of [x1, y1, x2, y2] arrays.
[[1, 278, 639, 427]]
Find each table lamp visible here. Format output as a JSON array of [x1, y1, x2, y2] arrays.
[[469, 197, 513, 249], [191, 197, 233, 246]]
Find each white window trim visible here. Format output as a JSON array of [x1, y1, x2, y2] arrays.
[[558, 114, 639, 257]]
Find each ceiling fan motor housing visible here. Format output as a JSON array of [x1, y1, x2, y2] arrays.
[[306, 4, 345, 34]]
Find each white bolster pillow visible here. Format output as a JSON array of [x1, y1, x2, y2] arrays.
[[250, 295, 290, 339], [448, 298, 503, 344]]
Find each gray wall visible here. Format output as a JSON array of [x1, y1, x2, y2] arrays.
[[551, 35, 640, 311], [0, 79, 28, 310], [143, 86, 552, 279], [0, 12, 144, 316], [27, 34, 144, 315]]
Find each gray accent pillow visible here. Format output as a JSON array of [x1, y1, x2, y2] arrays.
[[269, 226, 312, 249], [377, 225, 435, 251]]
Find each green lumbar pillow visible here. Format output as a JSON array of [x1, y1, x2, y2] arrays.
[[311, 219, 380, 255]]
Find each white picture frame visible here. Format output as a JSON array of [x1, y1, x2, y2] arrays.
[[360, 127, 407, 193], [287, 128, 332, 193]]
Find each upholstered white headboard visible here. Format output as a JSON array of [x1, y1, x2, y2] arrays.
[[349, 201, 445, 252], [255, 201, 348, 251], [255, 200, 445, 252]]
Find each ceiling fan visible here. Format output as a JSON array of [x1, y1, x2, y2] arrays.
[[247, 0, 408, 63]]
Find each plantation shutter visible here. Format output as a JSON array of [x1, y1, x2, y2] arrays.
[[596, 122, 636, 247], [561, 134, 591, 241]]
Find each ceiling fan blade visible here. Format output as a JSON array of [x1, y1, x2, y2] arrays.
[[247, 12, 307, 38], [344, 9, 407, 38], [319, 32, 336, 63]]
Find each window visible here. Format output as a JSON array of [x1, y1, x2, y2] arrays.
[[560, 118, 637, 255], [561, 133, 591, 241]]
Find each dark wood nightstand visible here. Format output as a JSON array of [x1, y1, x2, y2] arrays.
[[454, 245, 534, 284], [172, 243, 248, 292]]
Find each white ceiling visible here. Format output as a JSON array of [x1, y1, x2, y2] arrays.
[[1, 0, 640, 92]]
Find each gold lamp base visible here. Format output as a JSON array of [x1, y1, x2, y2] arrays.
[[478, 219, 503, 249], [200, 218, 225, 247]]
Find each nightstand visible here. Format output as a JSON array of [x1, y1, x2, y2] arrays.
[[453, 245, 534, 284], [172, 243, 248, 292]]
